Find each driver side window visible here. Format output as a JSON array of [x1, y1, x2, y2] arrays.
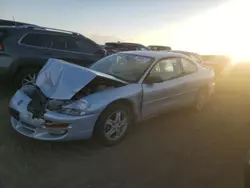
[[150, 58, 182, 81]]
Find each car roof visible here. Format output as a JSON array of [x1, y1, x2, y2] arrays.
[[119, 51, 188, 60], [0, 25, 83, 37]]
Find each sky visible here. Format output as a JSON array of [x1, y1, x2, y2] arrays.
[[1, 0, 250, 56]]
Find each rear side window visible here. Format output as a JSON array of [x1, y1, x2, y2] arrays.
[[73, 38, 101, 54], [50, 35, 67, 50], [188, 54, 202, 64], [20, 33, 51, 48], [150, 58, 182, 81], [21, 33, 100, 54], [181, 58, 198, 74], [50, 35, 100, 53]]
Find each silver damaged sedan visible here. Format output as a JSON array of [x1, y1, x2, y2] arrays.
[[9, 51, 215, 145]]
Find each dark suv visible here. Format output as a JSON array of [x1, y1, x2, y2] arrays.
[[0, 25, 106, 88]]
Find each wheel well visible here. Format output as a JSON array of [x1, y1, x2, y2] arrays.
[[109, 99, 135, 118], [93, 99, 136, 135]]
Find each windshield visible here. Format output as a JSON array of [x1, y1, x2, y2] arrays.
[[90, 53, 154, 82]]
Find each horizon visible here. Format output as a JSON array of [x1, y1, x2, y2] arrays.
[[1, 0, 250, 59]]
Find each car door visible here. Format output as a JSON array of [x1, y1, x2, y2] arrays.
[[141, 58, 186, 119], [179, 57, 200, 104]]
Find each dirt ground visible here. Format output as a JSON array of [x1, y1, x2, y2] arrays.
[[1, 65, 250, 188]]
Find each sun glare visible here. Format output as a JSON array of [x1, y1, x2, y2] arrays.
[[137, 0, 250, 63], [231, 51, 250, 64]]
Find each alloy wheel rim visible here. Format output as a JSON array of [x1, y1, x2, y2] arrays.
[[104, 111, 129, 141], [21, 73, 36, 86]]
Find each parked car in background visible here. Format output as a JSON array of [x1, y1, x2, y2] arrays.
[[104, 42, 149, 54], [201, 55, 231, 75], [170, 50, 224, 75], [148, 45, 171, 51], [9, 51, 215, 145], [171, 50, 203, 64], [0, 24, 106, 88], [99, 44, 105, 49]]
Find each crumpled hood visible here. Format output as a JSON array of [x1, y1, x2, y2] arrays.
[[36, 59, 126, 100]]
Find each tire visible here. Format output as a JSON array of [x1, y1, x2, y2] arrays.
[[13, 68, 40, 89], [194, 88, 209, 112], [94, 103, 133, 146]]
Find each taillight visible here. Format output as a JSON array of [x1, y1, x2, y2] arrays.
[[0, 44, 3, 50]]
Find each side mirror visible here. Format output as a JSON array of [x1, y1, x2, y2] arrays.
[[144, 75, 163, 84]]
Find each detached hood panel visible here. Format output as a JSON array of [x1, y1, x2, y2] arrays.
[[36, 59, 127, 100]]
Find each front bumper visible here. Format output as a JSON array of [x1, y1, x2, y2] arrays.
[[9, 90, 100, 141]]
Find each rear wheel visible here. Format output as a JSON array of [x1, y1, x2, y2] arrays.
[[13, 68, 40, 89], [94, 103, 133, 146]]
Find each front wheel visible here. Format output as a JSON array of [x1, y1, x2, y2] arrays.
[[94, 103, 133, 146]]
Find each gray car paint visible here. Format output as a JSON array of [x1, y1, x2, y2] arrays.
[[83, 83, 143, 121], [38, 55, 214, 121], [9, 51, 215, 141], [83, 52, 214, 121]]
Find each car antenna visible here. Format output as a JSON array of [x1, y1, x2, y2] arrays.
[[12, 16, 17, 26]]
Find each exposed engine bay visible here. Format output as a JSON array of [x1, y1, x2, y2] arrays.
[[73, 76, 125, 99], [21, 76, 125, 118]]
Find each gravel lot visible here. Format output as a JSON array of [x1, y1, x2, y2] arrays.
[[1, 65, 250, 188]]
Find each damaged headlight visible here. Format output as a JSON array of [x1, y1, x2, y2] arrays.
[[59, 99, 89, 116]]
